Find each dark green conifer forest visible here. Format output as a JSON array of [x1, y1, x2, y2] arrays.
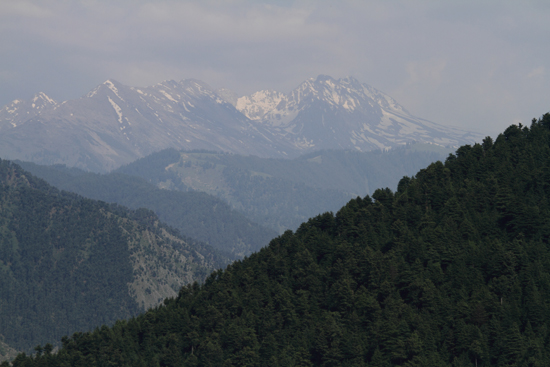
[[12, 164, 277, 259], [0, 161, 227, 358], [9, 114, 550, 366]]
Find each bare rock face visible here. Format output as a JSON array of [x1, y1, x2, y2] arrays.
[[0, 76, 482, 172]]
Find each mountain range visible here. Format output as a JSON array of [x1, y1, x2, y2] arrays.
[[0, 75, 482, 172]]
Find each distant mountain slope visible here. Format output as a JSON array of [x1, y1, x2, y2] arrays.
[[116, 145, 450, 232], [0, 92, 56, 132], [14, 115, 550, 366], [237, 75, 480, 152], [0, 79, 287, 172], [0, 76, 481, 172], [17, 161, 278, 258], [0, 160, 227, 354]]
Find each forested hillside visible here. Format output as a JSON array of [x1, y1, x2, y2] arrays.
[[0, 161, 228, 356], [15, 162, 277, 258], [116, 144, 448, 232], [12, 114, 550, 366]]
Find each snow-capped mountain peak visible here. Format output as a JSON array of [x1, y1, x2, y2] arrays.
[[236, 75, 482, 152], [32, 92, 57, 107], [103, 79, 125, 100], [236, 90, 287, 122], [0, 75, 482, 172], [0, 92, 57, 130], [237, 75, 387, 125]]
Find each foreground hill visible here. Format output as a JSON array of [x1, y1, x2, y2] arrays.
[[116, 145, 450, 232], [12, 115, 550, 366], [0, 160, 228, 355], [15, 161, 277, 258], [0, 76, 480, 172]]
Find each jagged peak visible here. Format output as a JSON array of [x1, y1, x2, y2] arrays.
[[235, 74, 418, 123], [99, 79, 126, 101], [32, 92, 56, 105], [102, 79, 123, 87]]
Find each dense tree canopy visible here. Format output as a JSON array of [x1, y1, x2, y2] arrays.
[[9, 114, 550, 366], [116, 145, 447, 233], [0, 161, 226, 356], [16, 162, 277, 259]]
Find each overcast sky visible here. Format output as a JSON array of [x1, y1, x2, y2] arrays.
[[1, 0, 548, 135]]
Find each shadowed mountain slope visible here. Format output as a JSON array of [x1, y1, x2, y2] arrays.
[[0, 160, 228, 356], [16, 161, 277, 259], [116, 145, 451, 233]]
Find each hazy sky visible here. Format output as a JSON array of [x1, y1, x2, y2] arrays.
[[1, 0, 548, 135]]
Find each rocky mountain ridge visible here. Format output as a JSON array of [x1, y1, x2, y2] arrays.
[[0, 75, 482, 172], [236, 75, 480, 151]]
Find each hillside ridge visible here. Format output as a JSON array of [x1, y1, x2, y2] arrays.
[[0, 160, 227, 355]]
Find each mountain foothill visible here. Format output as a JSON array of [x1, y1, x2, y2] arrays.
[[0, 159, 229, 357]]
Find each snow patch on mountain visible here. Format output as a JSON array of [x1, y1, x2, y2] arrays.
[[33, 92, 56, 106], [104, 80, 125, 101], [0, 74, 483, 172], [235, 75, 482, 152], [237, 90, 287, 121], [0, 93, 57, 130], [108, 96, 124, 125]]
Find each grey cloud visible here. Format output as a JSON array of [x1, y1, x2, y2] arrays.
[[0, 0, 549, 135]]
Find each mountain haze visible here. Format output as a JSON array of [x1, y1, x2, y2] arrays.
[[115, 146, 450, 233], [16, 160, 278, 259], [0, 76, 481, 172], [0, 79, 282, 172], [237, 75, 480, 152], [14, 144, 448, 259]]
